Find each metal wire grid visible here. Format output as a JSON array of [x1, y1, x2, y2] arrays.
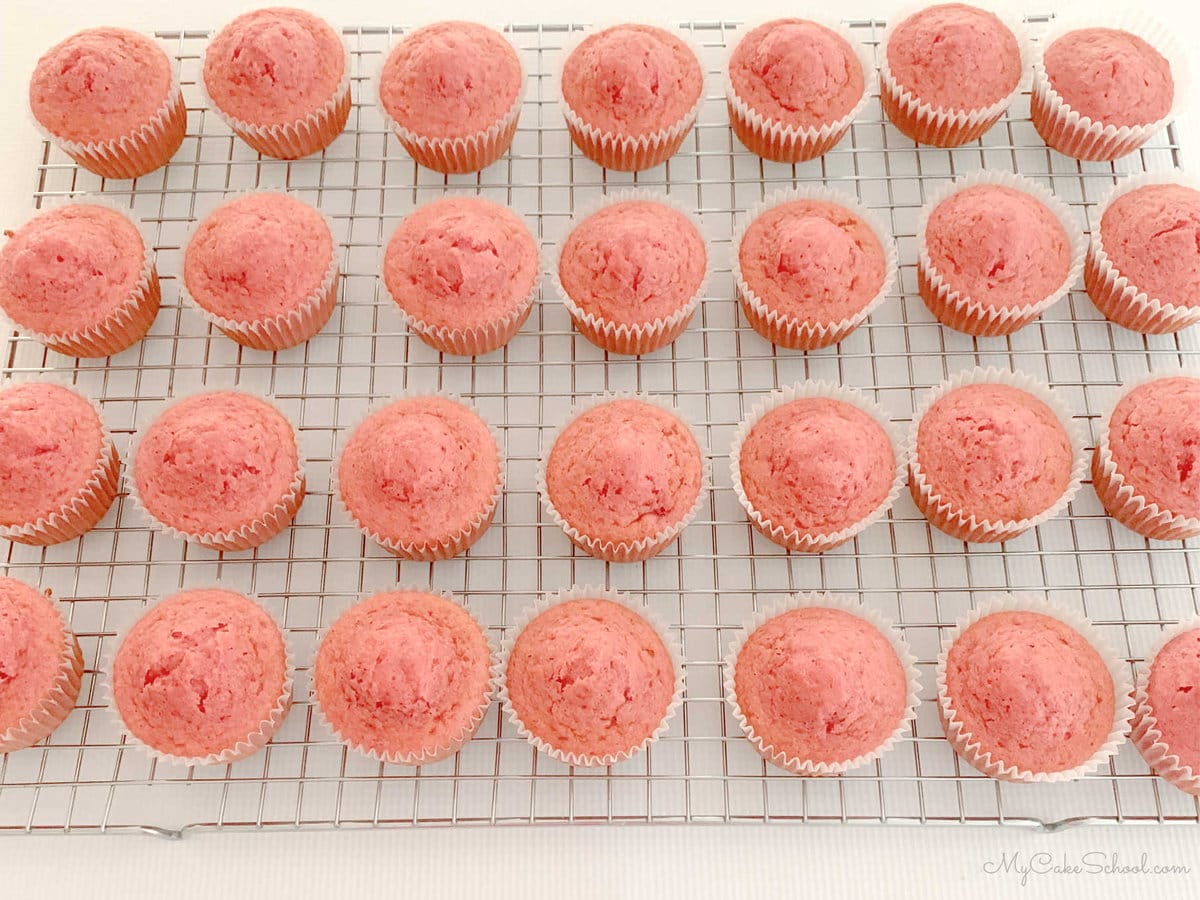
[[1, 17, 1198, 837]]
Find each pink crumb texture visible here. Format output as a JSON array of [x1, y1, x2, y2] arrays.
[[1044, 28, 1173, 128], [1099, 184, 1200, 311], [315, 591, 492, 761], [945, 610, 1116, 773], [505, 598, 676, 760], [734, 607, 908, 765], [1146, 628, 1200, 771], [0, 578, 71, 738], [112, 588, 289, 760]]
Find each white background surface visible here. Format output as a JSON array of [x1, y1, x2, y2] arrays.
[[2, 0, 1199, 896]]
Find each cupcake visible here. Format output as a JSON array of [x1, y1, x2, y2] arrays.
[[724, 593, 920, 775], [110, 588, 292, 765], [377, 21, 523, 174], [1131, 619, 1200, 796], [539, 394, 705, 562], [0, 577, 84, 754], [382, 197, 538, 355], [130, 391, 305, 551], [937, 596, 1131, 781], [909, 369, 1085, 543], [880, 4, 1026, 147], [336, 394, 501, 560], [916, 172, 1085, 336], [0, 381, 120, 546], [554, 193, 707, 355], [725, 18, 870, 163], [1085, 174, 1200, 334], [733, 187, 896, 349], [729, 382, 907, 552], [183, 192, 339, 351], [203, 8, 350, 160], [0, 202, 160, 357], [500, 588, 683, 767], [314, 590, 494, 765], [29, 27, 186, 178], [560, 24, 704, 171], [1091, 373, 1200, 541]]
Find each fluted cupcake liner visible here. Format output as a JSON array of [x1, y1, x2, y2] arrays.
[[497, 586, 685, 769], [1130, 616, 1200, 796]]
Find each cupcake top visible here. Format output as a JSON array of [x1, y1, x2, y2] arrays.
[[729, 20, 863, 129], [0, 204, 146, 338], [112, 588, 288, 759], [0, 382, 107, 530], [338, 396, 499, 549], [1100, 184, 1200, 310], [739, 199, 887, 324], [383, 197, 538, 331], [945, 610, 1115, 773], [1043, 28, 1173, 128], [505, 598, 676, 760], [545, 399, 703, 547], [925, 184, 1071, 309], [204, 8, 345, 128], [1145, 626, 1200, 771], [886, 4, 1021, 111], [133, 392, 300, 537], [917, 382, 1073, 522], [184, 193, 333, 323], [561, 25, 703, 137], [379, 21, 522, 139], [558, 200, 706, 326], [738, 397, 895, 535], [29, 28, 174, 145], [0, 577, 68, 737], [1106, 376, 1200, 520], [315, 591, 492, 759]]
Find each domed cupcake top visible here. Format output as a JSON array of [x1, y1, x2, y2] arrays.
[[0, 577, 68, 737], [1099, 184, 1200, 311], [1043, 27, 1173, 128], [1145, 626, 1200, 772]]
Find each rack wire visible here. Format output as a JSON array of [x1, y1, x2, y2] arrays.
[[2, 17, 1198, 837]]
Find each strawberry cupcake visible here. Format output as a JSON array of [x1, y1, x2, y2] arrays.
[[382, 197, 539, 355], [0, 202, 160, 357], [29, 27, 186, 178], [560, 24, 704, 171], [204, 8, 350, 160], [1131, 619, 1200, 796]]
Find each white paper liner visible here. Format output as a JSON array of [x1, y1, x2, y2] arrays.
[[728, 381, 909, 552], [935, 593, 1134, 782], [1130, 616, 1200, 796], [331, 391, 503, 561], [536, 392, 710, 563], [1084, 171, 1200, 334], [722, 592, 921, 775], [915, 170, 1087, 336], [1030, 10, 1190, 161], [125, 389, 306, 552], [731, 185, 898, 349], [310, 588, 498, 766], [1090, 366, 1200, 541], [497, 586, 685, 768], [550, 188, 709, 355]]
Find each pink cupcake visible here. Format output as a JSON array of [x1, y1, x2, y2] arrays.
[[0, 381, 120, 546], [336, 394, 501, 560], [1091, 372, 1200, 541], [1131, 619, 1200, 796], [130, 391, 305, 551], [729, 382, 907, 553], [0, 577, 84, 754], [203, 8, 350, 160], [29, 27, 186, 178], [110, 588, 292, 765], [378, 21, 523, 174], [382, 197, 538, 355], [917, 172, 1085, 336], [539, 394, 706, 563], [560, 24, 704, 171], [0, 202, 160, 358], [554, 193, 707, 355], [314, 590, 495, 765], [183, 193, 339, 351]]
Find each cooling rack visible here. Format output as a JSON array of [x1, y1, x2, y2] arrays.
[[2, 17, 1198, 837]]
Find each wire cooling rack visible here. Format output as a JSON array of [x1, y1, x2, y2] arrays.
[[2, 17, 1199, 837]]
